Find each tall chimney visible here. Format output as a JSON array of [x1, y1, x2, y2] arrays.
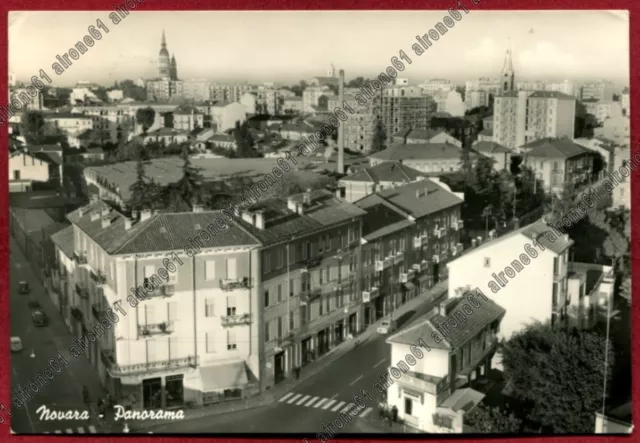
[[337, 69, 345, 175]]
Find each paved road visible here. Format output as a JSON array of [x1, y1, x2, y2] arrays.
[[145, 290, 444, 434], [10, 237, 103, 435]]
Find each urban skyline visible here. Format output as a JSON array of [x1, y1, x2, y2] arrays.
[[9, 10, 630, 87]]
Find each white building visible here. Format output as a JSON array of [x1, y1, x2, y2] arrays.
[[209, 102, 247, 132], [420, 79, 454, 96], [464, 77, 501, 110], [302, 86, 334, 113], [239, 92, 257, 114], [107, 90, 124, 102], [9, 151, 52, 192], [433, 90, 465, 117], [621, 90, 630, 116]]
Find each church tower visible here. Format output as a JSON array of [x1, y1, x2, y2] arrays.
[[170, 54, 178, 81], [158, 30, 171, 80], [501, 45, 515, 93], [328, 63, 336, 78]]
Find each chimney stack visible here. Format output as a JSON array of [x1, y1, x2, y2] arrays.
[[101, 207, 109, 217], [124, 218, 132, 230], [296, 203, 304, 215], [254, 210, 265, 230], [90, 212, 100, 221], [78, 208, 85, 217], [131, 209, 139, 220], [140, 209, 152, 221], [287, 197, 297, 212], [337, 69, 345, 175], [242, 211, 254, 224], [101, 217, 111, 228], [193, 204, 203, 213], [416, 189, 421, 199]]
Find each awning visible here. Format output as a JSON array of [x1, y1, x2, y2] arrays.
[[403, 282, 416, 290], [200, 361, 249, 392]]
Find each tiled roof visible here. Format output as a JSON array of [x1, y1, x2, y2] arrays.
[[405, 129, 447, 141], [50, 225, 75, 258], [146, 128, 188, 136], [524, 138, 590, 159], [209, 134, 235, 142], [341, 161, 427, 184], [521, 219, 574, 254], [354, 194, 414, 241], [495, 91, 520, 98], [370, 143, 476, 162], [474, 141, 511, 154], [173, 104, 203, 115], [478, 128, 493, 137], [358, 179, 463, 219], [67, 200, 261, 255], [388, 293, 506, 350], [528, 91, 575, 100]]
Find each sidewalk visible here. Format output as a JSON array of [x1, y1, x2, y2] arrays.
[[131, 280, 449, 432]]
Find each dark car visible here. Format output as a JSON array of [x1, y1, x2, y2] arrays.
[[18, 281, 29, 294], [28, 300, 41, 310], [32, 310, 48, 327]]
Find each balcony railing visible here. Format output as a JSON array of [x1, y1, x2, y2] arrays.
[[362, 287, 379, 303], [105, 353, 199, 377], [412, 236, 422, 249], [300, 287, 322, 305], [432, 254, 440, 264], [452, 243, 464, 256], [453, 220, 464, 230], [375, 256, 393, 272], [400, 269, 416, 283], [433, 227, 445, 238], [301, 255, 323, 272], [393, 251, 404, 265], [138, 321, 175, 337], [220, 277, 251, 291], [75, 284, 88, 299], [91, 304, 106, 322], [421, 235, 429, 246], [73, 252, 88, 266], [90, 270, 107, 286], [395, 368, 450, 396], [221, 313, 251, 326]]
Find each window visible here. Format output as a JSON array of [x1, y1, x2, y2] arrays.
[[206, 333, 215, 353], [326, 294, 331, 313], [226, 296, 236, 316], [205, 261, 215, 281], [227, 330, 237, 350], [289, 279, 295, 297], [144, 265, 155, 280], [553, 257, 559, 274], [277, 317, 283, 339], [404, 397, 413, 416], [319, 269, 324, 285], [13, 170, 20, 180], [289, 310, 295, 331], [277, 248, 284, 268], [263, 251, 271, 272], [325, 266, 331, 282], [483, 257, 491, 267], [205, 298, 215, 317], [145, 305, 155, 325], [264, 321, 270, 342], [319, 298, 324, 316], [147, 340, 156, 361], [264, 290, 270, 308], [277, 284, 283, 302], [226, 258, 237, 279], [167, 301, 177, 322]]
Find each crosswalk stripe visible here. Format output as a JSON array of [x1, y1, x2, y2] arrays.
[[88, 426, 97, 433], [361, 407, 373, 417], [295, 395, 311, 405], [286, 393, 302, 404], [322, 399, 336, 410], [304, 396, 320, 407], [331, 401, 346, 412], [314, 398, 328, 408], [341, 403, 355, 414], [66, 429, 73, 433], [78, 427, 85, 433], [279, 392, 294, 402]]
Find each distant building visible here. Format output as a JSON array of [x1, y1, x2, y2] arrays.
[[517, 80, 576, 97], [107, 89, 124, 102], [580, 80, 614, 101], [420, 79, 454, 95], [327, 94, 376, 153], [610, 146, 631, 210], [621, 90, 630, 116], [369, 143, 481, 176], [282, 96, 303, 114], [464, 77, 501, 110], [472, 141, 512, 171], [595, 115, 630, 146], [583, 99, 623, 124], [303, 86, 334, 113], [391, 129, 462, 148], [338, 161, 429, 202], [379, 86, 437, 142]]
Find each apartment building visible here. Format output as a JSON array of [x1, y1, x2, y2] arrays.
[[327, 94, 376, 153], [446, 219, 575, 340], [338, 161, 428, 203], [493, 90, 576, 152], [172, 105, 205, 132], [464, 77, 501, 110], [472, 141, 512, 171], [44, 112, 94, 136], [62, 201, 263, 409], [391, 129, 462, 147], [583, 99, 623, 124], [378, 86, 437, 141], [595, 115, 630, 146], [611, 146, 631, 209], [303, 86, 335, 113], [282, 96, 303, 114], [580, 81, 615, 101], [517, 80, 576, 97], [522, 138, 596, 193], [145, 79, 212, 102], [385, 294, 506, 433], [9, 150, 53, 192], [233, 190, 366, 388], [356, 180, 464, 289], [207, 102, 247, 133], [369, 143, 482, 176], [420, 79, 454, 96]]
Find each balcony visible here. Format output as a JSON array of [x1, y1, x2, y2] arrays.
[[105, 354, 199, 377], [138, 321, 175, 337], [374, 256, 393, 272], [362, 287, 379, 303], [393, 251, 404, 265], [394, 368, 450, 396], [456, 220, 464, 230], [75, 284, 88, 299], [221, 313, 251, 326], [90, 270, 107, 287], [432, 254, 440, 264], [220, 277, 251, 291], [300, 287, 322, 305], [91, 304, 107, 322], [300, 255, 323, 272], [452, 243, 464, 256], [400, 269, 416, 283], [73, 252, 88, 267], [412, 236, 422, 249], [421, 235, 429, 246], [433, 226, 445, 239]]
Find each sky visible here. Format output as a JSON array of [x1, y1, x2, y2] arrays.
[[8, 10, 630, 87]]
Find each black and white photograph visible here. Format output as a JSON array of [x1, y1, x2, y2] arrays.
[[6, 7, 632, 436]]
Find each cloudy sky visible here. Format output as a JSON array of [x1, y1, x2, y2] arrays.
[[8, 10, 629, 87]]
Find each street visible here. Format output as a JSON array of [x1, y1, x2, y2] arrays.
[[143, 289, 445, 434], [9, 237, 104, 435]]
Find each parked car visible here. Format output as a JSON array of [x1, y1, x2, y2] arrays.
[[377, 318, 396, 334], [10, 336, 23, 352], [18, 281, 29, 294], [32, 310, 49, 327], [28, 300, 41, 310]]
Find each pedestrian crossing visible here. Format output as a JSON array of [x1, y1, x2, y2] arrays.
[[44, 425, 97, 434], [278, 392, 373, 417]]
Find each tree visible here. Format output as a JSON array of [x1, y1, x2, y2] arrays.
[[234, 121, 258, 158], [119, 79, 147, 101], [347, 77, 367, 88], [465, 405, 522, 433], [588, 208, 630, 274], [128, 151, 153, 211], [501, 323, 614, 433], [20, 111, 46, 144], [135, 107, 156, 134], [167, 146, 204, 210], [371, 119, 387, 153]]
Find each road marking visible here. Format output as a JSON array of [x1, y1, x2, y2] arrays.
[[286, 393, 302, 404], [314, 398, 328, 408], [330, 393, 338, 399], [322, 399, 336, 410], [341, 403, 356, 414], [88, 426, 97, 433], [78, 427, 85, 433], [304, 396, 320, 407], [349, 375, 363, 386], [279, 392, 294, 402], [361, 407, 373, 418], [331, 401, 346, 412], [66, 428, 73, 433], [373, 358, 386, 368], [295, 395, 311, 405]]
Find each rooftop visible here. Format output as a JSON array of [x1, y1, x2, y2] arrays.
[[528, 91, 576, 100], [371, 143, 475, 162], [473, 141, 511, 154], [340, 161, 428, 184], [523, 138, 590, 159], [50, 225, 75, 258], [354, 194, 414, 241]]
